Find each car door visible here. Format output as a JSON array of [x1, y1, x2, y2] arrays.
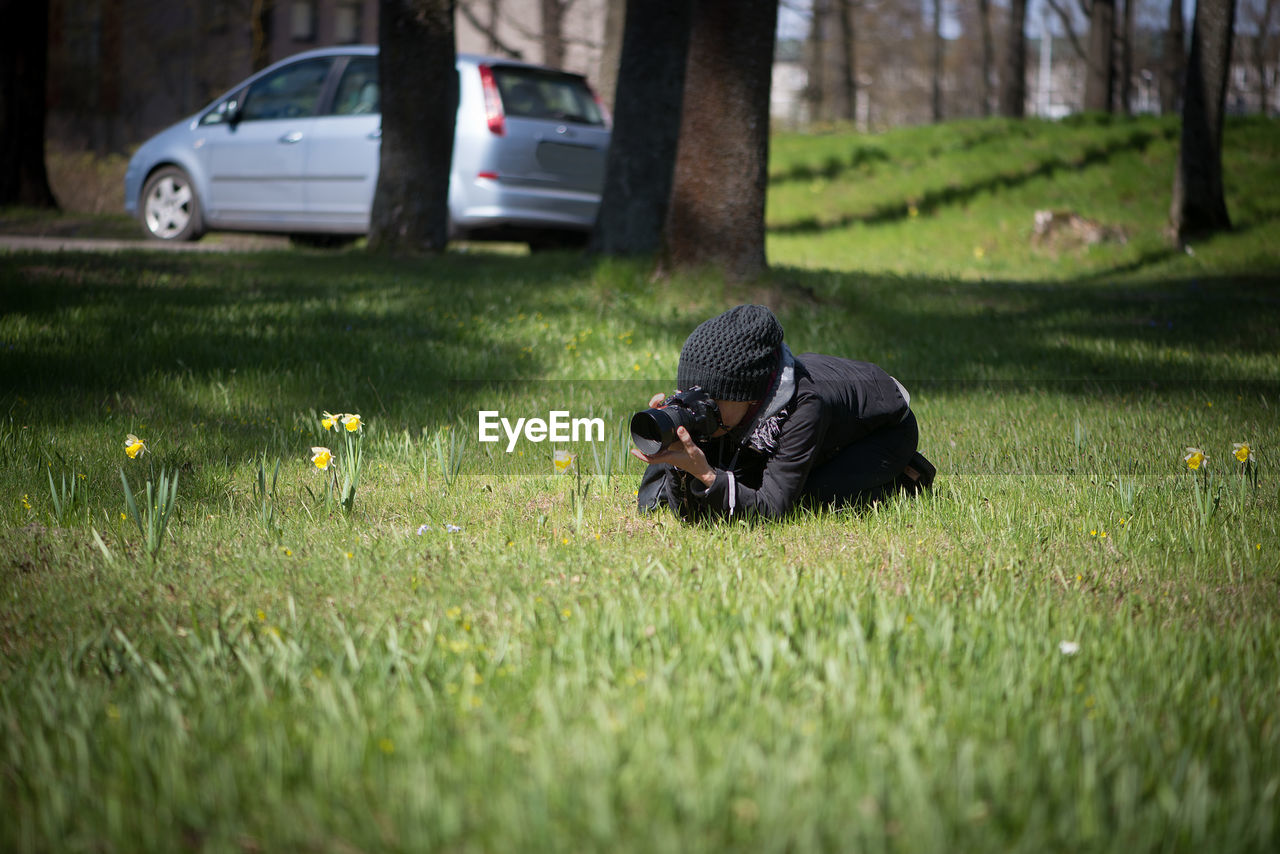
[[199, 57, 333, 227], [302, 55, 381, 229]]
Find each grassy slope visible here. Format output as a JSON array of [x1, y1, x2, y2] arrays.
[[1, 116, 1279, 852]]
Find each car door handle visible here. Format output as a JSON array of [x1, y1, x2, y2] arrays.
[[367, 128, 382, 139], [278, 131, 303, 144]]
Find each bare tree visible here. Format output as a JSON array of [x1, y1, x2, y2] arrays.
[[0, 0, 57, 207], [596, 0, 627, 111], [590, 0, 693, 256], [664, 0, 778, 281], [1000, 0, 1028, 116], [931, 0, 945, 121], [457, 0, 526, 58], [1170, 0, 1236, 242], [368, 0, 458, 254], [1162, 0, 1186, 113], [978, 0, 994, 115], [540, 0, 576, 67], [836, 0, 859, 122], [1084, 0, 1116, 111], [806, 0, 830, 123], [1117, 0, 1133, 113], [1244, 0, 1279, 114]]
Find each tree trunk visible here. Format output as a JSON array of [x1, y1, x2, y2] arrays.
[[663, 0, 778, 282], [596, 0, 626, 112], [931, 0, 944, 122], [368, 0, 457, 254], [1117, 0, 1133, 114], [837, 0, 858, 123], [540, 0, 566, 68], [251, 0, 274, 72], [1170, 0, 1236, 242], [806, 0, 829, 124], [1000, 0, 1027, 117], [1161, 0, 1185, 114], [978, 0, 994, 116], [1084, 0, 1115, 112], [0, 0, 57, 208], [590, 0, 693, 256]]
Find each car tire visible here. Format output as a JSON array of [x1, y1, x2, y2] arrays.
[[140, 167, 204, 241]]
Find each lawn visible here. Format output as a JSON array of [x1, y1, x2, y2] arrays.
[[2, 115, 1279, 852]]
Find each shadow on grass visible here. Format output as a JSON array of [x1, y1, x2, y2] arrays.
[[768, 124, 1168, 236]]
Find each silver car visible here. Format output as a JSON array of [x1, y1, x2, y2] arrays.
[[123, 46, 610, 249]]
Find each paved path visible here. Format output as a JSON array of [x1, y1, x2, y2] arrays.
[[0, 234, 289, 253]]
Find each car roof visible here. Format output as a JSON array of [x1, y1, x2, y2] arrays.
[[273, 44, 587, 77]]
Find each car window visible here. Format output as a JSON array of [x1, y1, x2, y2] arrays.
[[239, 58, 333, 122], [493, 68, 604, 126], [331, 57, 379, 115]]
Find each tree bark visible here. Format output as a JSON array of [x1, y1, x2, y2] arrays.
[[1170, 0, 1236, 242], [837, 0, 858, 122], [931, 0, 944, 122], [1161, 0, 1185, 114], [1084, 0, 1116, 112], [663, 0, 778, 282], [0, 0, 57, 207], [368, 0, 457, 254], [590, 0, 693, 256], [1117, 0, 1133, 114], [1000, 0, 1027, 117], [806, 0, 829, 123], [978, 0, 994, 115], [596, 0, 626, 112], [540, 0, 569, 68]]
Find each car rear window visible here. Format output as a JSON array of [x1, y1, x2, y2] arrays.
[[492, 67, 605, 126]]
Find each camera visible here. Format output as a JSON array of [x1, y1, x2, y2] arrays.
[[630, 387, 724, 455]]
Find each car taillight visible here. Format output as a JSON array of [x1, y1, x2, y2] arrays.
[[478, 64, 505, 136]]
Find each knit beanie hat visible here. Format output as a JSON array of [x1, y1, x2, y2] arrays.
[[677, 305, 784, 401]]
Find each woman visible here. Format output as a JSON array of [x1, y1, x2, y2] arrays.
[[633, 304, 934, 521]]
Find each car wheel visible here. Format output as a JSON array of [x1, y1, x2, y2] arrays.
[[140, 167, 204, 241]]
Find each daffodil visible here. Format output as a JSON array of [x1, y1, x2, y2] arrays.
[[553, 449, 575, 474], [311, 447, 333, 470], [342, 414, 362, 433], [1233, 442, 1254, 464], [124, 434, 146, 459], [1184, 447, 1207, 471], [320, 411, 338, 431]]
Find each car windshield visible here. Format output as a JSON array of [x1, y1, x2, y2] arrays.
[[492, 67, 604, 126]]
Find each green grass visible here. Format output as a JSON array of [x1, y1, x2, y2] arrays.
[[2, 116, 1279, 852]]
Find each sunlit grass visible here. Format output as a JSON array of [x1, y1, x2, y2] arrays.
[[2, 116, 1280, 852]]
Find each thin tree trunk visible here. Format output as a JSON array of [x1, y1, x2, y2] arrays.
[[807, 0, 829, 123], [931, 0, 944, 122], [590, 0, 693, 256], [540, 0, 566, 68], [664, 0, 778, 282], [1161, 0, 1185, 114], [0, 0, 57, 207], [1000, 0, 1027, 117], [837, 0, 857, 122], [1084, 0, 1115, 112], [597, 0, 626, 112], [1118, 0, 1133, 114], [978, 0, 994, 115], [1170, 0, 1236, 242], [368, 0, 457, 254]]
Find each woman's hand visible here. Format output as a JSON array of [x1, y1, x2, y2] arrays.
[[630, 425, 717, 487]]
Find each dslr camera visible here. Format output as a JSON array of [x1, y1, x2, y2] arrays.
[[630, 387, 724, 455]]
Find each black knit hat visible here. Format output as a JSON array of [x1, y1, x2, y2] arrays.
[[677, 305, 784, 401]]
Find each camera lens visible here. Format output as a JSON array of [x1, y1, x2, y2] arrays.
[[630, 409, 677, 456]]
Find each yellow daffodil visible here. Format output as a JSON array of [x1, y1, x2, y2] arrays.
[[1184, 447, 1207, 471], [553, 449, 575, 474], [342, 414, 362, 433], [1233, 442, 1254, 464], [320, 411, 337, 431], [124, 434, 146, 459], [311, 447, 333, 470]]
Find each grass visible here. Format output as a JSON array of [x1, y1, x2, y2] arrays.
[[2, 115, 1279, 852]]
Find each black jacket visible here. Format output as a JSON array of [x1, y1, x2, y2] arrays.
[[639, 352, 910, 520]]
